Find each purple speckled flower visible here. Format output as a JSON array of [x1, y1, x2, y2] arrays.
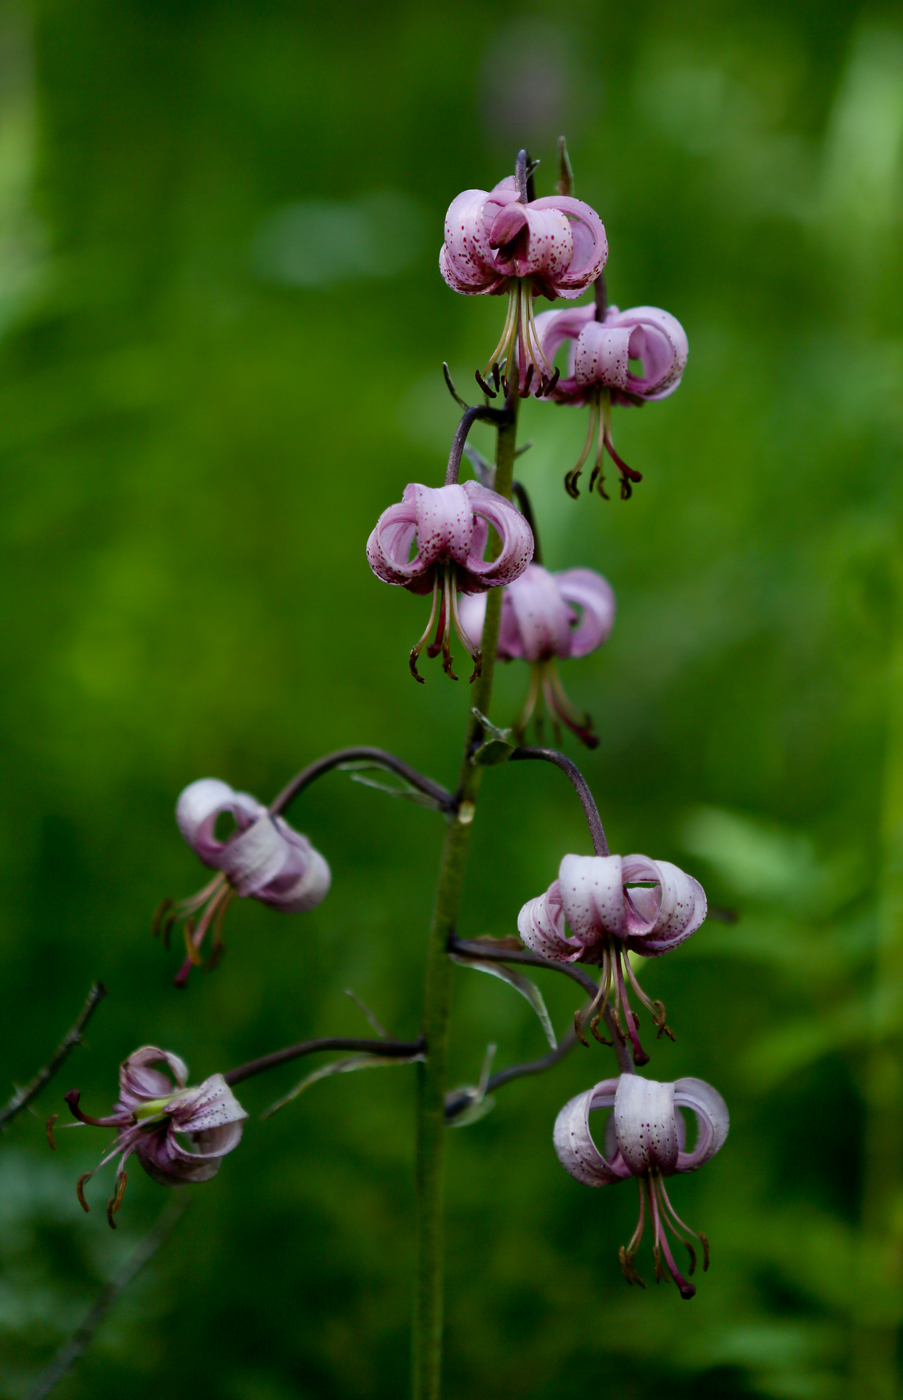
[[440, 163, 607, 393], [367, 480, 533, 682], [458, 564, 615, 746], [162, 779, 331, 985], [530, 298, 688, 499], [63, 1046, 247, 1226], [554, 1074, 728, 1297], [518, 853, 707, 1063]]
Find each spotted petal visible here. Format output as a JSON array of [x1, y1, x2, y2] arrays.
[[613, 1074, 681, 1176], [553, 1078, 631, 1186], [673, 1077, 730, 1171]]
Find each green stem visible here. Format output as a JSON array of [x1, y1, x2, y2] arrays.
[[412, 395, 519, 1400]]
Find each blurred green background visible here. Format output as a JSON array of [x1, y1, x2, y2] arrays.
[[1, 1, 902, 1396]]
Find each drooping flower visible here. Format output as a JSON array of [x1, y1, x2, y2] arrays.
[[157, 779, 331, 985], [531, 296, 688, 498], [367, 480, 533, 681], [440, 154, 607, 394], [517, 853, 706, 1063], [61, 1046, 247, 1227], [554, 1074, 728, 1297], [458, 563, 615, 746]]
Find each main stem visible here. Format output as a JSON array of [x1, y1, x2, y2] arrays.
[[412, 395, 519, 1400]]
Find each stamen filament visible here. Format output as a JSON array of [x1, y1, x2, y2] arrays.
[[410, 574, 442, 683]]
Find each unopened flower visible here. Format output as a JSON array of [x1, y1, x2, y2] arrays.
[[62, 1046, 247, 1226], [531, 298, 688, 498], [517, 853, 706, 1063], [440, 157, 607, 394], [458, 564, 615, 746], [554, 1074, 728, 1297], [158, 779, 331, 985], [367, 481, 533, 682]]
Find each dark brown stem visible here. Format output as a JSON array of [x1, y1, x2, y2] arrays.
[[510, 747, 610, 855], [224, 1036, 425, 1088], [445, 1028, 578, 1121], [450, 937, 599, 998], [445, 405, 512, 486], [0, 983, 107, 1133], [269, 748, 453, 818]]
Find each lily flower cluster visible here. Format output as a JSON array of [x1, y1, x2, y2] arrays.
[[60, 1047, 246, 1226]]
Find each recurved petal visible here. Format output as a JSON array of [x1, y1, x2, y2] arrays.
[[169, 1074, 249, 1135], [176, 779, 265, 867], [612, 306, 688, 399], [459, 481, 533, 588], [441, 188, 497, 290], [574, 322, 633, 389], [517, 882, 580, 961], [613, 1075, 680, 1176], [621, 857, 707, 956], [532, 304, 594, 383], [219, 815, 293, 899], [504, 564, 574, 662], [118, 1047, 189, 1107], [412, 484, 475, 568], [674, 1078, 730, 1172], [558, 854, 626, 944], [555, 568, 616, 657], [531, 196, 608, 292], [253, 823, 331, 912], [553, 1079, 630, 1186], [366, 495, 423, 585]]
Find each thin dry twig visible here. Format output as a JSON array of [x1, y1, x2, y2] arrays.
[[0, 983, 107, 1134], [26, 1194, 188, 1400]]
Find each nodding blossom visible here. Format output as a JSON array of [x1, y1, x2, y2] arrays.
[[517, 853, 706, 1064], [60, 1046, 247, 1227], [458, 563, 615, 747], [366, 481, 533, 682], [554, 1074, 728, 1298], [440, 158, 607, 395], [159, 779, 331, 986], [531, 296, 688, 499]]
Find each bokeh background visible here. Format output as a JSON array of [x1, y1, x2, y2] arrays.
[[1, 1, 902, 1396]]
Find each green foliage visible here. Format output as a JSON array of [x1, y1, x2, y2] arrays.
[[1, 1, 902, 1397]]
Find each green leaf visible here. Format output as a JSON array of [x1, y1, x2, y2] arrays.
[[471, 738, 516, 767], [451, 955, 557, 1050], [337, 761, 445, 810], [261, 1052, 423, 1119]]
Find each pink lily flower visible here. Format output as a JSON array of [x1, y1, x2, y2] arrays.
[[161, 779, 331, 985], [517, 853, 707, 1063], [457, 563, 615, 746], [62, 1046, 247, 1226], [440, 152, 607, 394], [554, 1074, 729, 1297], [367, 481, 533, 682], [531, 297, 688, 498]]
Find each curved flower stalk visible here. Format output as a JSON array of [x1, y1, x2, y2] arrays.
[[440, 151, 607, 395], [62, 1046, 247, 1227], [366, 481, 533, 682], [517, 853, 707, 1063], [160, 779, 331, 985], [554, 1074, 728, 1297], [532, 296, 688, 499], [458, 564, 615, 746]]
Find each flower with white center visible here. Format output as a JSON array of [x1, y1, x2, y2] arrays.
[[531, 297, 688, 499], [440, 154, 607, 394], [62, 1046, 247, 1226], [159, 779, 331, 985], [367, 480, 533, 682], [554, 1074, 728, 1297], [457, 563, 615, 746], [517, 853, 706, 1063]]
